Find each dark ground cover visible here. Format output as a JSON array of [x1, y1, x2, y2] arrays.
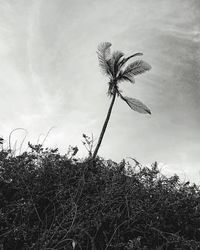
[[0, 144, 200, 250]]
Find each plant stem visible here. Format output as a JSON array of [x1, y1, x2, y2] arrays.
[[92, 89, 117, 159]]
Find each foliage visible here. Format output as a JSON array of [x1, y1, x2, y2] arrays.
[[0, 145, 200, 250], [96, 42, 151, 111]]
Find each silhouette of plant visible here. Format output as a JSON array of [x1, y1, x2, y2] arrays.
[[92, 42, 152, 159], [1, 147, 200, 249], [82, 133, 94, 157]]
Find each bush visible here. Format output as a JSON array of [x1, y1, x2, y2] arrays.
[[0, 145, 200, 249]]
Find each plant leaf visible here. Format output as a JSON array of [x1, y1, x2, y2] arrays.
[[118, 71, 135, 83], [97, 42, 111, 60], [97, 42, 112, 77], [118, 52, 143, 68], [110, 50, 124, 76], [123, 60, 151, 76], [121, 96, 151, 114]]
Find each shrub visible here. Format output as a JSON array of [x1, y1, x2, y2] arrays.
[[0, 145, 200, 249]]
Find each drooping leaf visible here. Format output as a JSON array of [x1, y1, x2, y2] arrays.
[[121, 95, 151, 114], [97, 42, 112, 77], [123, 60, 151, 76]]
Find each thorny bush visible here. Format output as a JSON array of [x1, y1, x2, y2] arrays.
[[0, 144, 200, 250]]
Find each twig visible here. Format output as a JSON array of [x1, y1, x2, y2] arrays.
[[41, 127, 55, 146]]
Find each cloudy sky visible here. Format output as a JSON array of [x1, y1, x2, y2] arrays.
[[0, 0, 199, 182]]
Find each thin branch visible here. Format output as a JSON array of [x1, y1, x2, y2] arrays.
[[41, 126, 55, 146]]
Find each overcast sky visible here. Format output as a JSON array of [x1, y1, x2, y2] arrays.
[[0, 0, 200, 183]]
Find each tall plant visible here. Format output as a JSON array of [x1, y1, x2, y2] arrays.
[[92, 42, 152, 159]]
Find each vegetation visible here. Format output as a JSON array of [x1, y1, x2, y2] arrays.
[[92, 42, 151, 159], [0, 43, 198, 250], [0, 143, 200, 250]]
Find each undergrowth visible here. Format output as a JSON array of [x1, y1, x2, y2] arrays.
[[0, 144, 200, 249]]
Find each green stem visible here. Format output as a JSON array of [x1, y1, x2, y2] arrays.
[[92, 90, 117, 159]]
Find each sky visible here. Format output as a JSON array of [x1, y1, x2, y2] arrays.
[[0, 0, 200, 183]]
